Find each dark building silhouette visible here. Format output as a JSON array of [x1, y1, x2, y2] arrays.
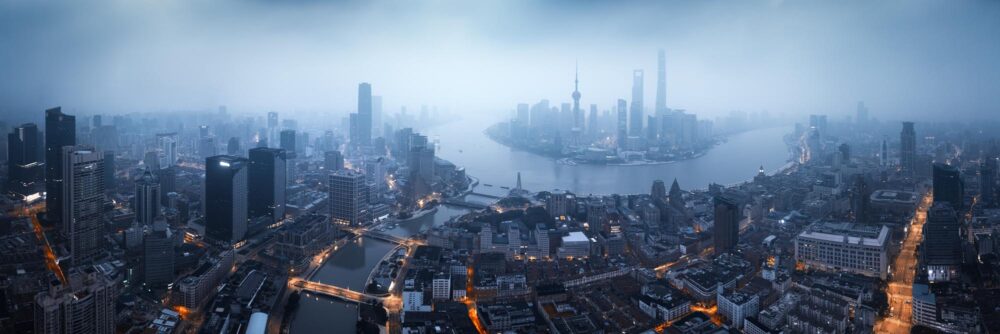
[[205, 155, 248, 244], [900, 122, 916, 174], [324, 150, 344, 171], [248, 148, 286, 222], [981, 157, 997, 207], [280, 130, 296, 156], [651, 179, 666, 201], [134, 169, 160, 226], [227, 137, 240, 155], [924, 202, 962, 282], [714, 196, 739, 254], [669, 179, 684, 210], [933, 163, 964, 211], [7, 123, 43, 196], [850, 175, 872, 223], [46, 107, 76, 226], [143, 221, 174, 287], [155, 167, 175, 206]]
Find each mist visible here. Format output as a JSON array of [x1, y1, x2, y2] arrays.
[[1, 0, 998, 122]]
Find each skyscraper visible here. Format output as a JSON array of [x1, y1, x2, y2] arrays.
[[157, 133, 177, 167], [373, 95, 383, 135], [588, 104, 598, 137], [630, 70, 644, 136], [616, 99, 628, 151], [324, 150, 344, 171], [933, 163, 964, 210], [134, 169, 161, 226], [900, 122, 916, 174], [267, 112, 279, 147], [571, 65, 583, 130], [855, 101, 868, 129], [227, 137, 240, 155], [248, 147, 287, 222], [7, 123, 43, 196], [329, 169, 370, 226], [280, 129, 296, 156], [981, 157, 998, 207], [205, 155, 248, 244], [651, 180, 666, 201], [924, 202, 962, 282], [354, 82, 373, 145], [713, 195, 739, 254], [656, 49, 667, 114], [46, 107, 76, 226], [62, 147, 105, 265], [34, 267, 118, 334], [143, 220, 174, 287], [850, 175, 872, 223]]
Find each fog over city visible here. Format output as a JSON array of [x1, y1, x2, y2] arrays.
[[1, 0, 998, 122]]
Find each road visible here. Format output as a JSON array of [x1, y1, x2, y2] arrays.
[[875, 192, 931, 333]]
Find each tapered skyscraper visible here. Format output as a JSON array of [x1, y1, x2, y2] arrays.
[[630, 70, 644, 136], [900, 122, 916, 174], [656, 49, 667, 113], [46, 107, 76, 226]]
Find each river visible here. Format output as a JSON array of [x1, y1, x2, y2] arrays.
[[288, 115, 792, 333]]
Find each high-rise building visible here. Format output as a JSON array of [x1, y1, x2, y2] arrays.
[[198, 137, 217, 159], [630, 70, 644, 136], [267, 112, 278, 147], [900, 122, 917, 173], [669, 179, 684, 210], [62, 147, 105, 265], [280, 130, 296, 156], [651, 180, 666, 201], [324, 150, 344, 171], [248, 148, 286, 222], [157, 133, 177, 167], [205, 155, 248, 244], [933, 163, 964, 211], [850, 176, 872, 223], [227, 137, 240, 155], [588, 104, 598, 137], [329, 169, 370, 226], [373, 95, 383, 135], [7, 123, 43, 196], [155, 167, 176, 207], [134, 169, 161, 226], [353, 83, 373, 145], [981, 157, 997, 207], [924, 202, 962, 282], [616, 99, 628, 151], [656, 49, 667, 114], [46, 107, 76, 226], [34, 267, 118, 334], [855, 101, 868, 129], [143, 221, 174, 287], [713, 196, 739, 254], [571, 65, 583, 130], [103, 151, 115, 194]]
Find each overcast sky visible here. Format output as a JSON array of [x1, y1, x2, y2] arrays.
[[1, 0, 998, 122]]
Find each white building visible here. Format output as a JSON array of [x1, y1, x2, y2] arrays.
[[717, 290, 759, 329], [795, 222, 890, 279], [558, 231, 590, 259], [432, 273, 451, 300]]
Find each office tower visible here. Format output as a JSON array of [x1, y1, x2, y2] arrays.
[[329, 169, 370, 226], [7, 123, 43, 196], [34, 267, 118, 334], [924, 202, 962, 282], [713, 196, 739, 254], [198, 137, 217, 159], [616, 99, 628, 150], [157, 133, 177, 167], [205, 155, 248, 244], [46, 107, 76, 226], [855, 101, 868, 128], [92, 114, 102, 128], [103, 151, 115, 193], [62, 147, 105, 265], [353, 82, 373, 145], [373, 95, 383, 135], [227, 137, 240, 155], [669, 179, 684, 209], [880, 137, 889, 167], [933, 163, 964, 210], [630, 70, 644, 136], [982, 157, 998, 207], [516, 103, 530, 126], [900, 122, 917, 173], [143, 221, 174, 287], [199, 125, 209, 139], [651, 180, 666, 201], [646, 115, 658, 141], [571, 66, 583, 130], [838, 143, 851, 162], [324, 150, 344, 171], [267, 112, 279, 147], [280, 129, 296, 155], [248, 148, 287, 222], [588, 104, 598, 136], [656, 49, 667, 113], [155, 167, 175, 206], [134, 169, 161, 226], [850, 176, 871, 223]]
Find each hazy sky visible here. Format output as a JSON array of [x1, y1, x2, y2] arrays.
[[1, 0, 998, 122]]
